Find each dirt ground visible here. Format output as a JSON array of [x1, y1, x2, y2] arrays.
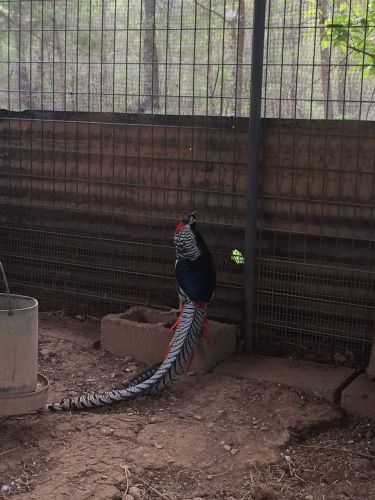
[[1, 314, 375, 500]]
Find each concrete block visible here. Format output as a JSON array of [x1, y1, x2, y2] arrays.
[[101, 306, 237, 374], [215, 354, 357, 404], [341, 374, 375, 420]]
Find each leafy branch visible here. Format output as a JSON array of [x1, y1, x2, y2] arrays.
[[307, 0, 375, 78]]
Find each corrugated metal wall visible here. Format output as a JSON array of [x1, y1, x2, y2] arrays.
[[1, 113, 374, 366]]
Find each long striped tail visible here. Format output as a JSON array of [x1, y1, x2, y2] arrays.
[[47, 302, 207, 411]]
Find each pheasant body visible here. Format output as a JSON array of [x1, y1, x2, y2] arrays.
[[47, 214, 215, 411]]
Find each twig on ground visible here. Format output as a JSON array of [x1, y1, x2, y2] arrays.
[[239, 492, 250, 500], [299, 444, 375, 460], [120, 464, 131, 494], [176, 464, 233, 481], [276, 470, 285, 483], [0, 447, 20, 457], [67, 476, 87, 491], [207, 464, 234, 479], [137, 477, 171, 500]]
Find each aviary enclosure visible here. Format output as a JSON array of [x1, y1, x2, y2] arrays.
[[0, 0, 374, 367]]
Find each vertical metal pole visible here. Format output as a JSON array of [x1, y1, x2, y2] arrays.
[[244, 0, 267, 352]]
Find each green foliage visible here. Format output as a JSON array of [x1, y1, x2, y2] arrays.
[[231, 249, 244, 265], [309, 0, 375, 78]]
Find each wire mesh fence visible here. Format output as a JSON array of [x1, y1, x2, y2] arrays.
[[0, 0, 374, 366], [1, 0, 373, 119], [0, 112, 247, 324], [1, 0, 253, 116], [265, 0, 375, 120], [256, 119, 375, 366]]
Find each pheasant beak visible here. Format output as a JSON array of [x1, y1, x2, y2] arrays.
[[183, 211, 196, 225], [175, 211, 196, 232]]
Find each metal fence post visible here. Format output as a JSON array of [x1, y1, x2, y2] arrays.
[[244, 0, 267, 352]]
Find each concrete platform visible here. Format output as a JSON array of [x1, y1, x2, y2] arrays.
[[215, 354, 357, 404], [101, 306, 238, 374], [341, 374, 375, 420]]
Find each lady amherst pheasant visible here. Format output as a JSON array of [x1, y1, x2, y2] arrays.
[[47, 212, 216, 411]]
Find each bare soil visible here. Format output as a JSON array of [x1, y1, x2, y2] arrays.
[[1, 314, 375, 500]]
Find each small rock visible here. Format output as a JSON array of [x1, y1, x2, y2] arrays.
[[100, 426, 114, 436], [193, 414, 202, 420], [40, 348, 56, 360], [167, 395, 178, 402], [333, 352, 346, 365], [252, 485, 278, 499], [122, 494, 134, 500], [96, 485, 122, 499], [230, 448, 239, 455], [130, 465, 143, 475], [223, 444, 231, 451], [124, 356, 133, 363], [351, 457, 372, 472], [154, 442, 163, 449], [128, 486, 142, 499], [304, 496, 314, 500]]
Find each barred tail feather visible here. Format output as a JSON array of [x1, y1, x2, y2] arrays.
[[47, 302, 206, 411]]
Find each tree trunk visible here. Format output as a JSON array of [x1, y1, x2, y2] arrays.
[[286, 26, 297, 118], [318, 0, 334, 119], [142, 0, 159, 112], [235, 0, 245, 116], [53, 26, 66, 111], [12, 6, 31, 110]]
